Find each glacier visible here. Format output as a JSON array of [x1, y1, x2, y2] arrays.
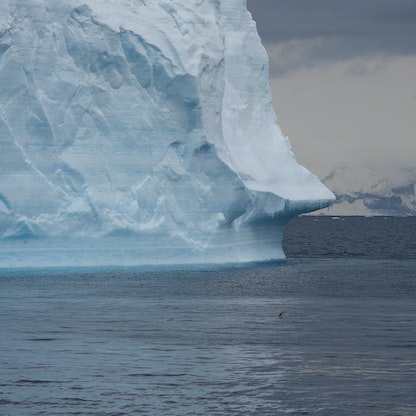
[[0, 0, 334, 267]]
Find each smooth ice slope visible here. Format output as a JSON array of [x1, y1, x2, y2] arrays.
[[0, 0, 334, 267]]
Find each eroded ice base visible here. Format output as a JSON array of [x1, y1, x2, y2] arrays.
[[0, 218, 288, 269]]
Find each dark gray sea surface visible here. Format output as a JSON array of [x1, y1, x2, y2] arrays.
[[284, 215, 416, 259], [1, 217, 416, 415]]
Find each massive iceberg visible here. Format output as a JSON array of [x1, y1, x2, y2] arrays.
[[0, 0, 334, 267]]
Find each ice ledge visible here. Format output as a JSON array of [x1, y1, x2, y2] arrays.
[[284, 199, 334, 216]]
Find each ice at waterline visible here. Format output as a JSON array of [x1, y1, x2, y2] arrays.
[[0, 0, 334, 267]]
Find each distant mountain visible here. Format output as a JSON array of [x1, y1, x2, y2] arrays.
[[313, 166, 416, 216]]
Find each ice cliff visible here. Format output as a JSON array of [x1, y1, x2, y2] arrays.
[[0, 0, 334, 266]]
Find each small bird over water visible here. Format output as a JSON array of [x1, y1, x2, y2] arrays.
[[278, 311, 286, 318]]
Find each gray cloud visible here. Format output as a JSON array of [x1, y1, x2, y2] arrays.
[[247, 0, 416, 76]]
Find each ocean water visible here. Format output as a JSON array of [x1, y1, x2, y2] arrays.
[[1, 216, 415, 415]]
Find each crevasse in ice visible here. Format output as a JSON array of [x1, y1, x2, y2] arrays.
[[0, 0, 334, 266]]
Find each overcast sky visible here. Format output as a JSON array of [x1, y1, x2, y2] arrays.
[[247, 0, 416, 177]]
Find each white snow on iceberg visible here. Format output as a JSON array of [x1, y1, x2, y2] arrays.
[[0, 0, 334, 267]]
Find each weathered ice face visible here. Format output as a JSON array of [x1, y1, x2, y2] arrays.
[[0, 0, 333, 265]]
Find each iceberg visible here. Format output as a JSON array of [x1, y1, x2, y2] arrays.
[[0, 0, 334, 267]]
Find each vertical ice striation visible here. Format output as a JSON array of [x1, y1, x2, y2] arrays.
[[0, 0, 334, 266]]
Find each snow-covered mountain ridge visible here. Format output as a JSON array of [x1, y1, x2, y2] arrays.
[[316, 166, 416, 216]]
